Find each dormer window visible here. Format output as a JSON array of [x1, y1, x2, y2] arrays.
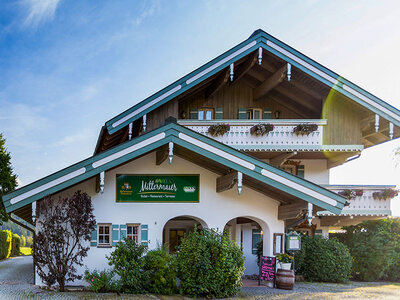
[[198, 108, 214, 120]]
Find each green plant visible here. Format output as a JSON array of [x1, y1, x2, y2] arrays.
[[340, 218, 400, 281], [20, 235, 26, 247], [142, 246, 177, 295], [0, 230, 12, 259], [84, 269, 119, 293], [11, 233, 21, 256], [293, 124, 318, 136], [256, 239, 263, 266], [295, 235, 352, 283], [372, 188, 398, 200], [107, 238, 150, 294], [207, 124, 230, 137], [250, 123, 274, 136], [276, 253, 293, 263], [177, 227, 245, 298]]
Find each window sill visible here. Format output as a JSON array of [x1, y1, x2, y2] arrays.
[[97, 245, 112, 248]]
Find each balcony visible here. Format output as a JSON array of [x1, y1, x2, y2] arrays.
[[319, 185, 394, 217], [178, 119, 329, 151]]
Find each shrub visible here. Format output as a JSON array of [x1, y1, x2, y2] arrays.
[[107, 238, 150, 294], [84, 269, 119, 293], [142, 246, 177, 295], [11, 233, 21, 256], [20, 235, 26, 247], [340, 218, 400, 281], [26, 236, 33, 247], [177, 228, 245, 298], [0, 230, 12, 259], [295, 235, 352, 283]]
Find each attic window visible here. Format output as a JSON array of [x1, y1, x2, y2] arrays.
[[247, 108, 262, 120], [198, 108, 214, 120]]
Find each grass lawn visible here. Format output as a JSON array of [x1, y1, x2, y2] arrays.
[[20, 247, 32, 256]]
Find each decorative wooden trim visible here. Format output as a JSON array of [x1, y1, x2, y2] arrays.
[[273, 233, 284, 255]]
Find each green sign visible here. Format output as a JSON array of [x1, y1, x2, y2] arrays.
[[285, 231, 301, 251], [116, 174, 199, 202]]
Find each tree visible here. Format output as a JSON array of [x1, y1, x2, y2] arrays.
[[0, 133, 18, 225], [33, 191, 96, 291]]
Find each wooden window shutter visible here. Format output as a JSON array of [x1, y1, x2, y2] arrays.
[[119, 224, 127, 241], [263, 108, 272, 119], [215, 108, 223, 119], [90, 225, 98, 247], [189, 109, 198, 119], [112, 225, 119, 246], [238, 108, 247, 119], [141, 224, 148, 246], [297, 165, 305, 178], [252, 229, 262, 254]]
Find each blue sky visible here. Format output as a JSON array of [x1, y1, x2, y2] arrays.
[[1, 0, 400, 214]]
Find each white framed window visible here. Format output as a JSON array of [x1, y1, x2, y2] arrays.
[[246, 108, 262, 120], [198, 108, 214, 120], [127, 224, 140, 243], [98, 223, 111, 247]]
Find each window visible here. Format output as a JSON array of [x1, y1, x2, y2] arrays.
[[98, 224, 111, 246], [198, 108, 214, 120], [246, 108, 262, 120], [127, 224, 140, 243]]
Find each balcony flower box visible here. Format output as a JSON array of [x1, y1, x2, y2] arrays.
[[293, 124, 318, 136], [250, 123, 274, 136], [372, 188, 399, 200], [208, 124, 230, 137]]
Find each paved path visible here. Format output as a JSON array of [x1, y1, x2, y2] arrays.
[[1, 256, 400, 299]]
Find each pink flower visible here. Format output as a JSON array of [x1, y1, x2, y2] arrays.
[[91, 279, 94, 282]]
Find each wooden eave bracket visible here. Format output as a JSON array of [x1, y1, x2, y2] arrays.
[[270, 151, 297, 167], [156, 145, 169, 165], [254, 64, 287, 100], [216, 170, 242, 195]]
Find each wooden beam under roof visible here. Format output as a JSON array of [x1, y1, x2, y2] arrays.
[[156, 145, 169, 165], [205, 69, 230, 99], [216, 170, 237, 193], [278, 202, 308, 220], [268, 93, 316, 119], [275, 83, 321, 115], [270, 152, 297, 167], [231, 53, 258, 84], [254, 64, 287, 100]]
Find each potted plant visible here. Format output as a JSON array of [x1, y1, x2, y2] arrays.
[[250, 123, 274, 136], [207, 123, 230, 137], [293, 124, 318, 136], [276, 253, 293, 270]]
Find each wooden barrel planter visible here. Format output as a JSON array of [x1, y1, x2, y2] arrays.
[[275, 269, 295, 290]]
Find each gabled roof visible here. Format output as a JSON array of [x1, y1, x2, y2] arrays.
[[3, 120, 346, 216], [105, 29, 400, 135]]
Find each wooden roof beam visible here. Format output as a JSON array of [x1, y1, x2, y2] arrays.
[[216, 170, 237, 193], [275, 85, 321, 114], [278, 202, 307, 221], [231, 53, 258, 84], [254, 64, 287, 100], [205, 69, 230, 99], [270, 152, 298, 167]]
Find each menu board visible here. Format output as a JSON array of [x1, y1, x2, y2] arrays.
[[259, 256, 276, 282]]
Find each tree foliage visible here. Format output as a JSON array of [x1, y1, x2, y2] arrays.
[[33, 191, 96, 291], [295, 235, 352, 283], [339, 218, 400, 281], [0, 133, 18, 225], [177, 228, 245, 298]]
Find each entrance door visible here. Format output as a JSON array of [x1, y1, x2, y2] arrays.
[[169, 229, 185, 253]]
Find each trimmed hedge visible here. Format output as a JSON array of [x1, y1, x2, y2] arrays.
[[11, 233, 21, 256], [0, 230, 12, 259], [295, 235, 352, 283]]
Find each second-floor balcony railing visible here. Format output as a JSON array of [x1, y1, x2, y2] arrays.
[[178, 119, 326, 151], [319, 185, 394, 217]]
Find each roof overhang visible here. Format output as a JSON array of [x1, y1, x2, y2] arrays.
[[104, 29, 400, 135], [3, 120, 346, 216]]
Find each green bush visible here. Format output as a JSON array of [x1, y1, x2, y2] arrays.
[[340, 218, 400, 281], [107, 238, 150, 294], [84, 269, 120, 293], [142, 246, 177, 295], [177, 228, 245, 298], [20, 235, 26, 247], [0, 230, 12, 259], [11, 234, 21, 256], [295, 235, 352, 283], [26, 236, 33, 247]]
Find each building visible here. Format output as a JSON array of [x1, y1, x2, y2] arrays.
[[2, 29, 400, 284]]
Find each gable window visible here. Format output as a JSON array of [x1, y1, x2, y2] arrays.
[[98, 224, 111, 247], [127, 224, 140, 243], [247, 108, 262, 120], [198, 108, 214, 120]]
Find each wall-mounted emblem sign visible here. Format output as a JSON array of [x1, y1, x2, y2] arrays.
[[116, 174, 199, 202]]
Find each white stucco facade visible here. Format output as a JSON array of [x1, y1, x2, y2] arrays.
[[35, 151, 288, 285]]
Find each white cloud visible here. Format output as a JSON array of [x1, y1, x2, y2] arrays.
[[22, 0, 61, 28], [135, 0, 160, 25]]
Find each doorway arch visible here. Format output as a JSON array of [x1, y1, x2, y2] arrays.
[[162, 215, 208, 253]]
